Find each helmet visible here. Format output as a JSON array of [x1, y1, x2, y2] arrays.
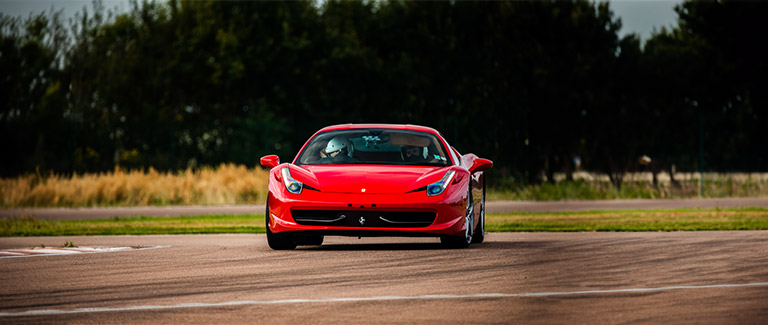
[[325, 137, 354, 158], [401, 145, 423, 162]]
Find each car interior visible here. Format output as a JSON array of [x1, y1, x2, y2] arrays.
[[299, 129, 450, 165]]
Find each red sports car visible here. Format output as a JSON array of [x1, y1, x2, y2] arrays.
[[259, 124, 493, 249]]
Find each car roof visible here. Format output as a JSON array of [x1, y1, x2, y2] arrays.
[[294, 123, 455, 165], [316, 123, 441, 136]]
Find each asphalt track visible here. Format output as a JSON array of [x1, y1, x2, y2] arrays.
[[1, 232, 767, 323], [2, 197, 767, 220]]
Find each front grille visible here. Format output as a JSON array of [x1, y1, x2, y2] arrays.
[[292, 210, 436, 228]]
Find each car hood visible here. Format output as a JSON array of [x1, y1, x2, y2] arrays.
[[292, 165, 449, 194]]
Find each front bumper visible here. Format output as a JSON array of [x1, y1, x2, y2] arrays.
[[267, 187, 467, 237]]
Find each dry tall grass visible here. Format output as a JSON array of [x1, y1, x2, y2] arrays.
[[1, 164, 269, 208], [3, 166, 767, 208]]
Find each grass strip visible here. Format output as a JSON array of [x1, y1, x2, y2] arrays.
[[2, 208, 768, 236], [486, 208, 768, 232], [0, 215, 266, 236]]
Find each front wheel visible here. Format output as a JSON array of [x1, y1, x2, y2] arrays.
[[265, 201, 296, 250], [441, 187, 473, 249], [294, 234, 324, 246], [471, 177, 485, 244]]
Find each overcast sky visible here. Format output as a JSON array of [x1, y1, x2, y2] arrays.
[[610, 0, 681, 40], [1, 0, 681, 42]]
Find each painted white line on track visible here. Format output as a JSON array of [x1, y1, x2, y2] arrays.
[[0, 245, 168, 259], [2, 281, 767, 317]]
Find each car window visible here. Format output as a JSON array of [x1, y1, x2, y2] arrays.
[[452, 147, 462, 166], [296, 129, 451, 166]]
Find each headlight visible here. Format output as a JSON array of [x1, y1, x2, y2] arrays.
[[427, 170, 456, 196], [282, 168, 303, 194]]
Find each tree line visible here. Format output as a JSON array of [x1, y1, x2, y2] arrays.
[[1, 0, 766, 188]]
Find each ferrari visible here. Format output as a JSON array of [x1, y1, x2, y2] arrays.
[[259, 124, 493, 249]]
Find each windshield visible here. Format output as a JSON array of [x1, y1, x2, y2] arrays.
[[296, 128, 452, 166]]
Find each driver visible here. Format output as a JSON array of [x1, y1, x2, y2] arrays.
[[401, 145, 424, 162], [323, 137, 357, 162]]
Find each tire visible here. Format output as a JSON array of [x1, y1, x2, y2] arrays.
[[472, 176, 485, 244], [294, 234, 324, 246], [441, 187, 473, 249], [265, 200, 297, 250]]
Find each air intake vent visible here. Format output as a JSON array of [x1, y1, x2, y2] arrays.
[[292, 210, 436, 228]]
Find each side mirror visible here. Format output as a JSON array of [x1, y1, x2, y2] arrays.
[[260, 155, 280, 169], [469, 158, 493, 173]]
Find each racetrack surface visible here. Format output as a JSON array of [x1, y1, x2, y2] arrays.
[[1, 232, 767, 323], [2, 197, 767, 220]]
